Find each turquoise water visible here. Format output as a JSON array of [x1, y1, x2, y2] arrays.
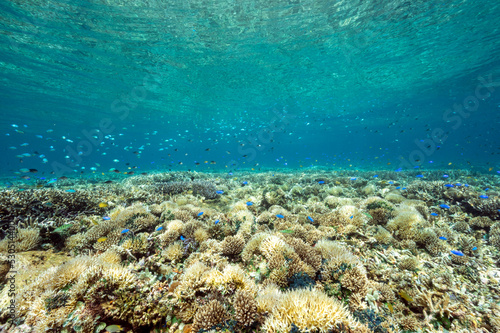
[[1, 0, 500, 179]]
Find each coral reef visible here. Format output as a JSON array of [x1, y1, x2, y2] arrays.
[[0, 169, 499, 333]]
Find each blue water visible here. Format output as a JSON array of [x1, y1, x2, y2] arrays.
[[1, 0, 500, 179]]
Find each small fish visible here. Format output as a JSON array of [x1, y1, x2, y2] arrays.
[[318, 180, 325, 184], [104, 180, 113, 184], [388, 181, 394, 184], [416, 174, 424, 178], [279, 230, 294, 234], [103, 216, 111, 220], [396, 186, 401, 189], [443, 174, 449, 178], [363, 212, 373, 219], [180, 235, 185, 241], [215, 219, 220, 225], [99, 202, 108, 208], [399, 290, 413, 302], [29, 169, 38, 173], [472, 247, 477, 251], [479, 195, 489, 199], [373, 175, 378, 178], [276, 214, 284, 219], [349, 215, 353, 219], [156, 226, 164, 231], [65, 189, 76, 193], [246, 201, 253, 206], [430, 212, 438, 216], [444, 184, 454, 188], [440, 204, 450, 209], [121, 229, 130, 234], [197, 212, 204, 216], [439, 236, 447, 240], [451, 250, 464, 256], [105, 325, 123, 333], [350, 177, 357, 180], [387, 302, 394, 314], [97, 237, 107, 243], [242, 181, 248, 185], [307, 216, 314, 223], [216, 190, 224, 194], [455, 183, 462, 186]]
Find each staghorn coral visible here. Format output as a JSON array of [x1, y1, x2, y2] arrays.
[[341, 266, 368, 294], [233, 289, 257, 327], [259, 288, 360, 333], [191, 300, 227, 333], [0, 227, 40, 252], [221, 235, 245, 256], [164, 241, 184, 262]]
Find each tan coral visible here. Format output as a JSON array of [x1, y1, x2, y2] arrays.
[[260, 289, 360, 333], [233, 290, 257, 327], [191, 300, 227, 333]]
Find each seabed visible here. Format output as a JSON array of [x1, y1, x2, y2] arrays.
[[0, 169, 499, 333]]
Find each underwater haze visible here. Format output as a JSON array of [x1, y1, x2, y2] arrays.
[[1, 0, 500, 177]]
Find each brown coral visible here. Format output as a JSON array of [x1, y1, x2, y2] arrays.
[[191, 300, 227, 332], [233, 290, 257, 327], [221, 235, 245, 256]]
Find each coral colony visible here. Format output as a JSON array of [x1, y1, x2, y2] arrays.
[[0, 170, 500, 332]]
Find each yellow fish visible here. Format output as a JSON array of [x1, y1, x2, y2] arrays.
[[399, 290, 413, 302], [105, 325, 123, 332], [387, 302, 394, 314], [99, 202, 108, 208], [97, 237, 107, 243]]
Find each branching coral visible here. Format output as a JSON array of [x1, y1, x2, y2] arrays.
[[260, 289, 361, 333], [233, 289, 257, 327], [191, 299, 227, 332], [0, 227, 40, 252], [221, 235, 245, 256]]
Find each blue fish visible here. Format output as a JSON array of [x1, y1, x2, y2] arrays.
[[479, 195, 488, 199], [180, 235, 185, 241], [66, 189, 76, 193], [246, 201, 253, 206], [455, 183, 462, 186], [396, 186, 401, 189], [197, 212, 204, 216], [451, 250, 464, 256], [485, 188, 489, 191], [156, 226, 163, 231], [373, 175, 378, 178], [402, 187, 407, 190], [443, 174, 449, 178], [440, 204, 450, 209], [242, 181, 248, 185], [276, 214, 284, 219], [439, 236, 447, 240], [318, 180, 325, 184], [215, 219, 220, 225], [464, 184, 469, 187], [350, 177, 357, 180], [430, 212, 438, 216], [388, 181, 394, 184], [307, 216, 314, 223], [349, 215, 353, 219], [444, 184, 454, 188], [121, 229, 130, 234], [216, 190, 224, 194], [416, 174, 424, 178], [103, 216, 111, 220], [47, 179, 57, 184], [472, 247, 477, 251]]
